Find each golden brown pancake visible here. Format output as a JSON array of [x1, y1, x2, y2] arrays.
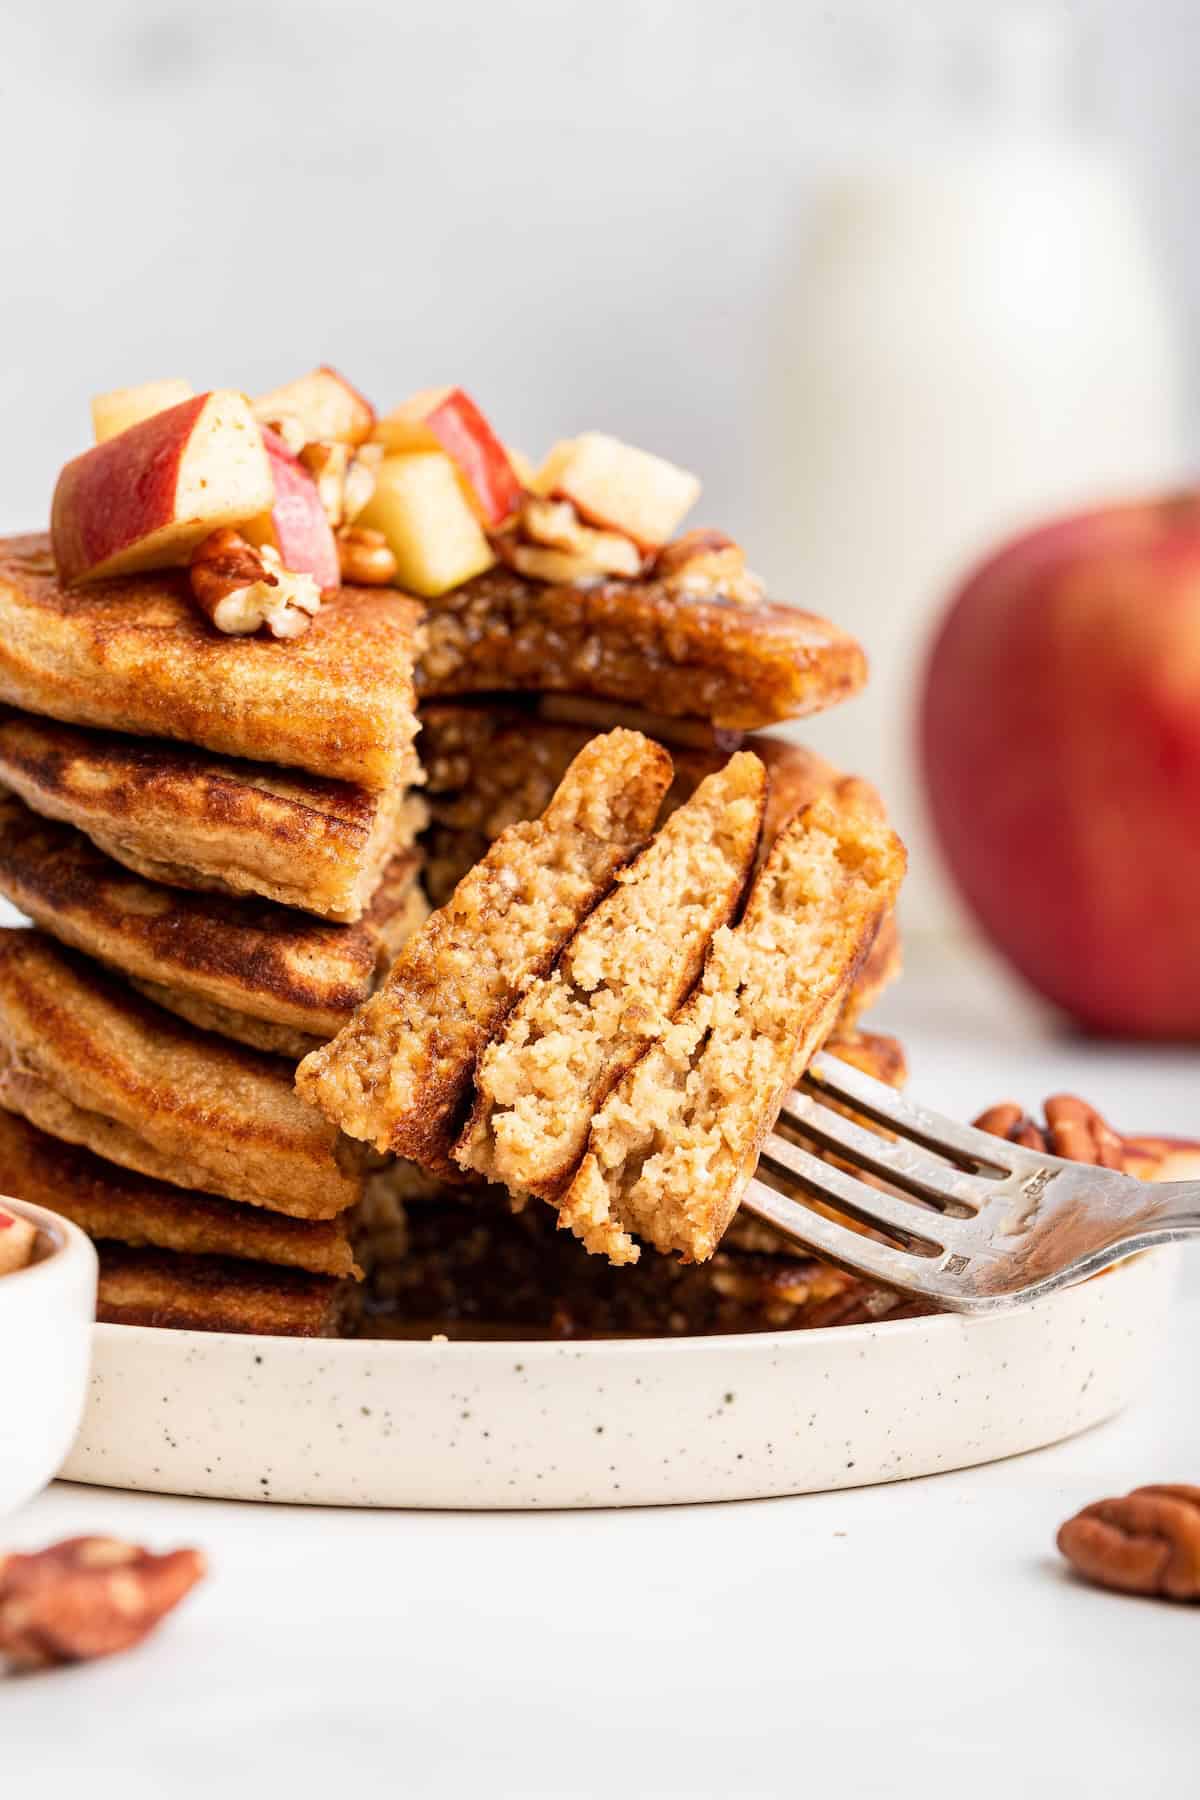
[[297, 729, 674, 1174], [0, 706, 424, 921], [557, 788, 907, 1263], [0, 931, 368, 1218], [0, 1110, 359, 1278], [0, 536, 422, 788], [456, 752, 767, 1199], [417, 566, 866, 730], [96, 1246, 345, 1336], [0, 791, 425, 1050]]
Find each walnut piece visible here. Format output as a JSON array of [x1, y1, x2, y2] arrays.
[[1058, 1486, 1200, 1601], [0, 1204, 36, 1276], [337, 525, 398, 586], [189, 529, 322, 639], [652, 528, 765, 606], [0, 1536, 206, 1670]]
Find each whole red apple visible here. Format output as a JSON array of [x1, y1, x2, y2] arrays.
[[921, 494, 1200, 1037]]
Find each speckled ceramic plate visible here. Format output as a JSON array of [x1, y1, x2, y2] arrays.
[[59, 1249, 1176, 1509]]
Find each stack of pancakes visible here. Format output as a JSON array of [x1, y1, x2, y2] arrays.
[[0, 534, 427, 1334], [0, 533, 907, 1336]]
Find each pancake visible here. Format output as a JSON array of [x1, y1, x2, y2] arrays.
[[0, 931, 368, 1218], [0, 706, 423, 921], [457, 752, 767, 1199], [0, 1110, 359, 1278], [0, 792, 425, 1052], [297, 729, 674, 1174], [96, 1246, 345, 1336], [556, 788, 907, 1263], [0, 536, 422, 788], [416, 566, 866, 730]]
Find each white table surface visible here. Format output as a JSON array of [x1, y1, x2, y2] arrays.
[[6, 940, 1198, 1800]]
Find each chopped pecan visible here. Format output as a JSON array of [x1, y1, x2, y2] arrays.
[[1058, 1486, 1200, 1601], [189, 530, 321, 639], [0, 1204, 36, 1276], [497, 496, 642, 585], [337, 526, 397, 586], [974, 1094, 1146, 1172], [652, 528, 765, 605], [0, 1536, 206, 1670]]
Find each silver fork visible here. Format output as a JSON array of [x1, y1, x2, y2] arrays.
[[740, 1052, 1200, 1314]]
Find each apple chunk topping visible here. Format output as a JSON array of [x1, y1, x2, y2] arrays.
[[0, 1204, 37, 1276], [252, 365, 375, 447], [534, 433, 700, 552], [374, 388, 522, 528], [51, 390, 275, 586], [189, 529, 321, 639], [91, 379, 194, 444]]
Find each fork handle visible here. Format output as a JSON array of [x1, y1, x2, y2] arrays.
[[1138, 1181, 1200, 1235]]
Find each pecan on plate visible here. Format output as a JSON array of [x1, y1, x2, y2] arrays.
[[1058, 1487, 1200, 1601], [974, 1094, 1133, 1170], [189, 529, 321, 639], [0, 1536, 206, 1670]]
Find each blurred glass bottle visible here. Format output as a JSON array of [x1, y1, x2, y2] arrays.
[[753, 8, 1186, 935]]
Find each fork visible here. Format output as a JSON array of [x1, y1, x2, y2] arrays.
[[739, 1052, 1200, 1313]]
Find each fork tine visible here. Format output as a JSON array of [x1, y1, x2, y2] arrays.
[[741, 1174, 952, 1300], [779, 1089, 995, 1211], [805, 1053, 1019, 1170], [759, 1130, 961, 1249]]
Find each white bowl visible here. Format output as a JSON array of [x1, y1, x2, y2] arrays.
[[0, 1199, 97, 1516]]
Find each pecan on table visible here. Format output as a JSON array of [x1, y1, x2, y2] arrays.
[[1058, 1487, 1200, 1601], [974, 1094, 1132, 1171], [0, 1536, 206, 1671]]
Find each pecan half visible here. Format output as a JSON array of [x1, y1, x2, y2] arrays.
[[501, 496, 642, 584], [337, 525, 397, 586], [1058, 1486, 1200, 1600], [189, 530, 321, 639], [0, 1536, 206, 1670], [974, 1094, 1147, 1173]]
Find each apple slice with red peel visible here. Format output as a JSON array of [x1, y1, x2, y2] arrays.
[[252, 366, 375, 448], [356, 451, 496, 597], [533, 433, 700, 552], [373, 388, 522, 528], [0, 1204, 37, 1276], [51, 391, 275, 586], [91, 379, 194, 444], [244, 429, 341, 589]]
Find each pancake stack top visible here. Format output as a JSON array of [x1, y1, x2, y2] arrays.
[[0, 378, 904, 1337]]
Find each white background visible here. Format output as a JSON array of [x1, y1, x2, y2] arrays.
[[1, 0, 1198, 539]]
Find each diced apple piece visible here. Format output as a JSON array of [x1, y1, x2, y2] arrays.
[[0, 1204, 37, 1276], [51, 391, 275, 586], [243, 428, 341, 588], [252, 366, 375, 448], [356, 452, 496, 597], [91, 379, 194, 444], [506, 446, 536, 487], [534, 433, 700, 552], [373, 388, 522, 527]]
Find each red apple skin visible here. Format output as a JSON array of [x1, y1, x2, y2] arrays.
[[259, 428, 341, 588], [921, 494, 1200, 1037], [425, 390, 522, 526], [52, 394, 211, 583]]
